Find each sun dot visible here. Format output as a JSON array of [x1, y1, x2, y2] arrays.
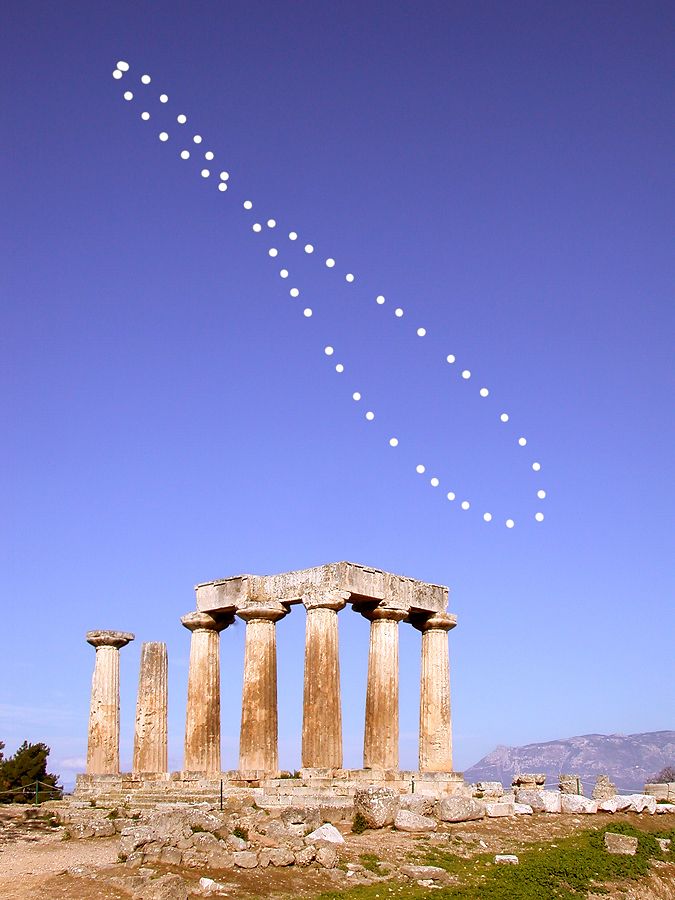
[[500, 413, 509, 422], [376, 295, 385, 305], [141, 74, 151, 85], [430, 477, 440, 487], [535, 512, 545, 522], [116, 61, 129, 71], [141, 111, 150, 121], [267, 219, 276, 228], [289, 288, 299, 297], [218, 183, 227, 192], [180, 150, 189, 159], [324, 346, 334, 356], [483, 512, 492, 522], [335, 363, 344, 373], [303, 308, 313, 318], [204, 151, 214, 160], [506, 519, 515, 529], [123, 91, 134, 101], [113, 70, 123, 80], [159, 132, 169, 141], [289, 231, 298, 241], [243, 200, 253, 210], [353, 392, 361, 401], [480, 388, 489, 397], [219, 172, 229, 181], [345, 273, 355, 283], [417, 327, 426, 337], [395, 308, 404, 317], [304, 244, 314, 254], [446, 354, 456, 364], [461, 370, 471, 379], [325, 258, 335, 267], [537, 490, 546, 499], [159, 93, 168, 103], [279, 269, 288, 278], [193, 134, 202, 144], [461, 501, 470, 510], [518, 437, 527, 446], [532, 462, 541, 471], [200, 169, 210, 178], [365, 411, 375, 421], [268, 248, 278, 257], [389, 437, 399, 447], [177, 114, 186, 124], [252, 223, 262, 232], [447, 492, 456, 501], [416, 465, 426, 474]]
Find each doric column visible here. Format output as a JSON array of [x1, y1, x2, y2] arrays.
[[181, 611, 232, 774], [238, 602, 288, 774], [361, 605, 408, 769], [413, 612, 457, 772], [301, 590, 349, 769], [132, 642, 168, 774], [85, 630, 134, 775]]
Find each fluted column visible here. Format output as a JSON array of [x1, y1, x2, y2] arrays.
[[238, 602, 288, 774], [301, 590, 349, 769], [413, 612, 457, 772], [182, 611, 232, 774], [133, 642, 168, 774], [86, 630, 134, 775], [361, 605, 408, 769]]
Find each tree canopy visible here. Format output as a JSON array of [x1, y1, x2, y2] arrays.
[[0, 740, 61, 802]]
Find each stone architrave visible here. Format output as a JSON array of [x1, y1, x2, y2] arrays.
[[85, 630, 134, 775], [361, 604, 408, 769], [181, 611, 232, 773], [301, 590, 349, 769], [412, 612, 457, 772], [237, 602, 288, 773], [132, 642, 168, 774]]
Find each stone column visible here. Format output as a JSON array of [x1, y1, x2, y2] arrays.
[[301, 590, 349, 769], [132, 642, 168, 774], [361, 605, 408, 770], [238, 602, 288, 773], [413, 612, 457, 772], [181, 611, 232, 774], [85, 630, 134, 775]]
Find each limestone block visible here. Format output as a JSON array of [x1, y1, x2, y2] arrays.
[[656, 804, 675, 814], [130, 873, 188, 900], [559, 774, 582, 795], [268, 847, 295, 866], [191, 832, 222, 852], [401, 865, 447, 880], [476, 781, 504, 798], [315, 846, 339, 868], [294, 846, 316, 866], [656, 838, 671, 852], [435, 796, 485, 822], [560, 795, 598, 814], [305, 823, 345, 844], [514, 803, 533, 815], [599, 795, 634, 813], [494, 855, 519, 864], [120, 824, 157, 858], [394, 809, 437, 832], [515, 790, 561, 813], [485, 802, 515, 817], [628, 794, 657, 813], [233, 850, 258, 868], [225, 834, 247, 851], [604, 833, 638, 855], [354, 786, 399, 828], [512, 773, 546, 788], [592, 775, 617, 801], [158, 847, 183, 866], [399, 795, 436, 817], [645, 783, 669, 801]]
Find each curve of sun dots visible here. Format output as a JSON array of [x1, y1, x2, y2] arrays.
[[112, 60, 548, 529]]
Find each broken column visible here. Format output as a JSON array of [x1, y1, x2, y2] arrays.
[[182, 611, 232, 774], [132, 642, 168, 774], [414, 611, 457, 772], [301, 590, 349, 769], [238, 602, 288, 774], [85, 630, 134, 775], [361, 604, 408, 769]]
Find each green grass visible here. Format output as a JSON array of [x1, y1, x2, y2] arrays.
[[358, 853, 383, 874], [316, 821, 675, 900]]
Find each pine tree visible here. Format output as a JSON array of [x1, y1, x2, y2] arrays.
[[0, 741, 61, 803]]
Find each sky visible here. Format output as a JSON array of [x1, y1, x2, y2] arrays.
[[2, 0, 673, 789]]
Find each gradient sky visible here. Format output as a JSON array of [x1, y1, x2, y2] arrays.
[[2, 1, 673, 789]]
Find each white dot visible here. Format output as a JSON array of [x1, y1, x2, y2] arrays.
[[535, 512, 545, 522], [537, 490, 546, 499], [267, 219, 276, 228], [446, 492, 456, 501], [416, 465, 426, 474], [200, 168, 210, 178], [500, 413, 509, 423], [461, 370, 471, 380], [219, 172, 229, 181], [417, 327, 426, 337], [243, 200, 253, 210], [345, 273, 355, 283], [365, 411, 375, 421], [124, 91, 134, 101], [446, 354, 456, 364], [268, 248, 278, 257], [303, 308, 313, 317], [141, 74, 151, 85], [518, 437, 527, 447], [335, 363, 344, 373], [177, 114, 187, 124], [324, 346, 334, 356], [279, 269, 289, 278], [159, 93, 168, 103], [304, 244, 314, 254], [159, 132, 169, 141], [353, 392, 361, 401], [113, 70, 123, 80], [483, 513, 492, 522], [325, 258, 335, 267], [180, 150, 189, 159], [252, 223, 262, 232], [389, 437, 399, 447], [461, 501, 470, 510], [532, 462, 541, 472], [141, 111, 150, 121], [290, 288, 299, 297], [395, 308, 404, 317], [505, 519, 515, 529], [376, 295, 385, 305], [289, 231, 298, 241], [193, 134, 202, 144], [204, 151, 214, 161], [116, 61, 129, 72], [218, 183, 227, 192], [479, 388, 489, 397], [430, 477, 440, 487]]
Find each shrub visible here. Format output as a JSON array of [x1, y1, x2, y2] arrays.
[[351, 812, 368, 834]]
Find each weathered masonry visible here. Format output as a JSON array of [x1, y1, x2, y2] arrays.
[[76, 562, 462, 801]]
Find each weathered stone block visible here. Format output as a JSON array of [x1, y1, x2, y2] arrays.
[[233, 850, 258, 868], [354, 786, 399, 828], [315, 846, 338, 868], [476, 781, 503, 798], [494, 854, 519, 864], [604, 833, 638, 855], [515, 790, 561, 813], [560, 795, 598, 814], [305, 823, 345, 844], [435, 797, 485, 822], [592, 775, 617, 801], [393, 810, 436, 832], [485, 802, 514, 817], [268, 847, 295, 866]]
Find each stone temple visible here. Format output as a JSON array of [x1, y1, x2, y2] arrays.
[[75, 562, 465, 804]]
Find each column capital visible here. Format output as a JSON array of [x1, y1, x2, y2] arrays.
[[411, 612, 457, 633], [360, 603, 409, 624], [180, 611, 233, 633], [86, 630, 134, 649], [302, 589, 350, 612], [237, 601, 288, 624]]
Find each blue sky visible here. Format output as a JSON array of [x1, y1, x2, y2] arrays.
[[2, 1, 673, 788]]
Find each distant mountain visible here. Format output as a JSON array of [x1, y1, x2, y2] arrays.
[[463, 731, 675, 793]]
